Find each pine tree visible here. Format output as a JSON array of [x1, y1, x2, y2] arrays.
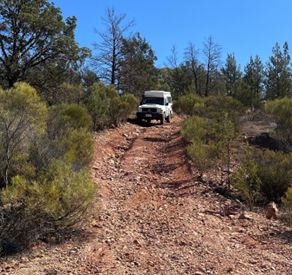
[[119, 33, 157, 97], [243, 55, 264, 108], [265, 42, 291, 99], [221, 53, 242, 96]]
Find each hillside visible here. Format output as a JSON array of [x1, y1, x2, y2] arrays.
[[1, 117, 291, 275]]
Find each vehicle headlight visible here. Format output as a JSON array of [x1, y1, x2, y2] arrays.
[[157, 108, 162, 113]]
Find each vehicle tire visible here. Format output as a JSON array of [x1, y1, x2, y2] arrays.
[[166, 113, 171, 123], [160, 115, 165, 125]]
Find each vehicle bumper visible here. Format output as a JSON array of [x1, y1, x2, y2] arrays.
[[136, 112, 163, 120]]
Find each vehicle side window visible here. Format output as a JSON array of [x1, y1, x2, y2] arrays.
[[167, 96, 172, 103]]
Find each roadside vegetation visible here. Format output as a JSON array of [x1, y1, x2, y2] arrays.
[[175, 95, 292, 224], [0, 0, 291, 256]]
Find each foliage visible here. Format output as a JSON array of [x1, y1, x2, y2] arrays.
[[242, 55, 264, 109], [282, 187, 292, 225], [85, 83, 137, 130], [119, 33, 158, 97], [234, 149, 292, 205], [0, 162, 94, 254], [48, 104, 92, 132], [182, 115, 236, 179], [266, 97, 292, 144], [179, 95, 240, 182], [265, 42, 291, 99], [55, 83, 84, 104], [174, 94, 243, 125], [204, 96, 244, 124], [187, 141, 218, 178], [0, 0, 87, 88], [0, 83, 47, 187], [221, 53, 241, 96], [184, 43, 202, 95], [254, 150, 292, 203], [0, 84, 95, 254], [92, 7, 133, 86], [173, 95, 205, 116], [233, 149, 261, 209]]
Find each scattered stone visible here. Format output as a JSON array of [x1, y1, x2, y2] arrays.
[[239, 211, 252, 220], [265, 202, 279, 219]]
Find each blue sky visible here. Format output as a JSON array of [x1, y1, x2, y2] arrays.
[[53, 0, 291, 68]]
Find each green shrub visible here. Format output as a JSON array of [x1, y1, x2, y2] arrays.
[[0, 162, 95, 253], [85, 83, 112, 130], [56, 83, 84, 104], [282, 187, 292, 225], [173, 95, 205, 116], [234, 149, 292, 206], [0, 83, 47, 188], [233, 149, 261, 209], [63, 129, 94, 171], [0, 84, 96, 254], [120, 94, 138, 113], [187, 141, 218, 178], [48, 104, 92, 137], [182, 116, 225, 179], [204, 95, 244, 124], [181, 116, 210, 142], [182, 114, 237, 182], [266, 97, 292, 144], [85, 83, 137, 130], [255, 150, 292, 203], [36, 104, 95, 172]]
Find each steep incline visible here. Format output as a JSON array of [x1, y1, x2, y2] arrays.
[[1, 117, 291, 274]]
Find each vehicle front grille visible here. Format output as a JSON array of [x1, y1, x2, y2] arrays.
[[142, 108, 157, 112]]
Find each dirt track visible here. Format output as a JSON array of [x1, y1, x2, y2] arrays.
[[1, 117, 291, 274]]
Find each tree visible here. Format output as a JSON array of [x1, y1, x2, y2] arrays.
[[92, 8, 134, 87], [265, 42, 291, 99], [242, 55, 264, 108], [119, 33, 157, 97], [0, 0, 83, 88], [26, 46, 91, 104], [166, 46, 193, 98], [203, 36, 221, 96], [221, 53, 241, 96], [184, 43, 203, 95]]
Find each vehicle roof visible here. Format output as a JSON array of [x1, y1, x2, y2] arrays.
[[144, 90, 171, 97]]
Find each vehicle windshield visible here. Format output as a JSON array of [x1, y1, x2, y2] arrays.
[[141, 97, 165, 105]]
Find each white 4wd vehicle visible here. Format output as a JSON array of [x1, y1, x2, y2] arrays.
[[136, 90, 173, 124]]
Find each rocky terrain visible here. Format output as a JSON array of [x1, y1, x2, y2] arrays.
[[0, 116, 291, 274]]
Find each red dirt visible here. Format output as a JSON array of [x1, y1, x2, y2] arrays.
[[1, 117, 291, 274]]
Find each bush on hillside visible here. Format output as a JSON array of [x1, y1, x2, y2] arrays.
[[85, 83, 137, 130], [266, 97, 292, 145], [204, 95, 244, 124], [182, 114, 237, 182], [173, 95, 205, 116], [233, 149, 261, 209], [0, 83, 95, 255], [233, 149, 292, 206], [282, 187, 292, 226], [0, 162, 94, 255], [0, 83, 47, 188], [255, 150, 292, 203]]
